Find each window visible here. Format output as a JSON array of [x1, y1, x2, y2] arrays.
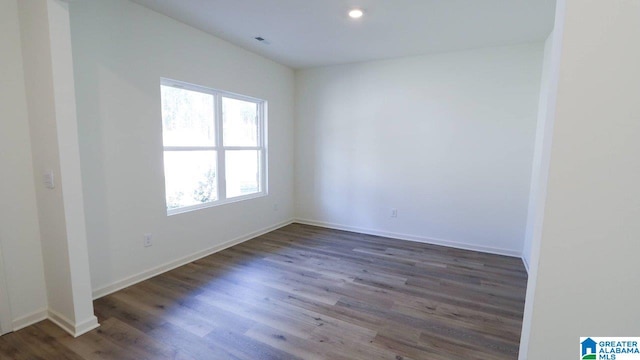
[[160, 78, 266, 215]]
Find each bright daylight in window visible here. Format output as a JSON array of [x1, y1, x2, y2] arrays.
[[160, 79, 266, 215]]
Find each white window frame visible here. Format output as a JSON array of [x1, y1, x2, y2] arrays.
[[161, 78, 268, 216]]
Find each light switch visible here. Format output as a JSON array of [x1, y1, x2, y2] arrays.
[[43, 171, 55, 189]]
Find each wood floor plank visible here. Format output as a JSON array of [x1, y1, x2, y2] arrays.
[[148, 322, 243, 360], [92, 318, 178, 360], [203, 327, 303, 360], [0, 322, 84, 360], [0, 223, 527, 359]]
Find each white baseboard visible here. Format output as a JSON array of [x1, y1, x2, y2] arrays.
[[92, 216, 521, 300], [12, 308, 47, 331], [92, 218, 295, 300], [9, 218, 523, 336], [72, 314, 100, 337], [48, 309, 99, 337], [294, 218, 522, 258], [12, 308, 99, 337]]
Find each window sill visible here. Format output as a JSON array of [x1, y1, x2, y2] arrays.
[[166, 191, 267, 216]]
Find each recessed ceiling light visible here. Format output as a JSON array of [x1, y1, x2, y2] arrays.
[[348, 9, 364, 19]]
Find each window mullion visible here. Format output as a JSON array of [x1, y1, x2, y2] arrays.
[[215, 94, 227, 200]]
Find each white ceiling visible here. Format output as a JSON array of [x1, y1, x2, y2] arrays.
[[130, 0, 556, 69]]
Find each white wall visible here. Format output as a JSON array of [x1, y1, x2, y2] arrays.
[[295, 44, 544, 256], [0, 0, 48, 330], [522, 32, 555, 271], [521, 0, 640, 357], [68, 0, 296, 296], [18, 0, 98, 336]]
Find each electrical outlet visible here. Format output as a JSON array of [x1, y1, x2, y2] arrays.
[[391, 208, 398, 218], [143, 233, 153, 247]]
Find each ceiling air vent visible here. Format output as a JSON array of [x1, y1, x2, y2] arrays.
[[254, 36, 270, 45]]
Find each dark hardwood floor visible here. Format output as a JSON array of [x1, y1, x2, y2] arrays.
[[0, 223, 528, 359]]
